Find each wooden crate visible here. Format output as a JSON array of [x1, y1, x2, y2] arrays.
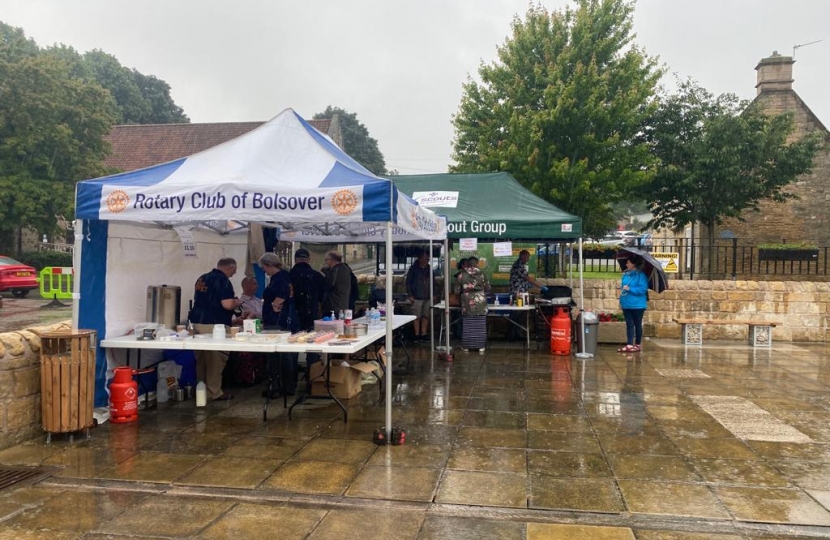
[[39, 330, 97, 434]]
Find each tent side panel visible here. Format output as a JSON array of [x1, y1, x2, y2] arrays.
[[78, 219, 110, 408], [363, 180, 393, 223]]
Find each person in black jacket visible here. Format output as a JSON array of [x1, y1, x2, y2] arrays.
[[290, 248, 326, 331], [259, 252, 298, 397], [188, 258, 243, 401], [342, 262, 359, 313], [406, 249, 434, 341], [321, 251, 351, 315]]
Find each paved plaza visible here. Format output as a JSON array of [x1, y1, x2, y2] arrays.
[[1, 338, 830, 539]]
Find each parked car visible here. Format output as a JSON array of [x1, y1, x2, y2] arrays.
[[0, 256, 39, 297], [594, 235, 625, 248]]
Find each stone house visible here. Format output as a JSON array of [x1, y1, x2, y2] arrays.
[[713, 51, 830, 248]]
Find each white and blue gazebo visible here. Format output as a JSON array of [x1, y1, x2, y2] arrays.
[[73, 109, 447, 430]]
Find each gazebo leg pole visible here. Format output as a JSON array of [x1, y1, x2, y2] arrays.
[[444, 238, 450, 355], [385, 223, 394, 440], [429, 239, 434, 352], [72, 219, 84, 330]]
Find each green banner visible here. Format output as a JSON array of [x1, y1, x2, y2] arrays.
[[450, 243, 537, 286]]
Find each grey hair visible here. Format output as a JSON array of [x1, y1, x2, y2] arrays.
[[258, 252, 281, 267]]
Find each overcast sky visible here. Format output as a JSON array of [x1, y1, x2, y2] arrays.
[[3, 0, 828, 174]]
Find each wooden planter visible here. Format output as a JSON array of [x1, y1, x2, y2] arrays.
[[597, 322, 627, 344], [758, 248, 818, 262]]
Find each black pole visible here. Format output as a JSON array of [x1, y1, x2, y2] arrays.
[[731, 238, 738, 280], [545, 243, 550, 277]]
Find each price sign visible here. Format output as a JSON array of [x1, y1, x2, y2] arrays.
[[174, 226, 198, 259], [492, 242, 513, 257], [459, 238, 477, 251]]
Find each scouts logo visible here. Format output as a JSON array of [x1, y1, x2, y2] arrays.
[[331, 189, 358, 216], [106, 190, 130, 213]]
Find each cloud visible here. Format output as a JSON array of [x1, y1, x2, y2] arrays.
[[4, 0, 828, 174]]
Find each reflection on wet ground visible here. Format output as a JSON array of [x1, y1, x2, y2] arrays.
[[1, 338, 830, 539]]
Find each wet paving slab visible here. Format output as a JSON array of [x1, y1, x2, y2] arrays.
[[1, 340, 830, 538]]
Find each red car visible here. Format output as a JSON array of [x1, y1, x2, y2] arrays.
[[0, 256, 39, 297]]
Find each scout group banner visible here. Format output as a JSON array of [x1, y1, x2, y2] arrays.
[[450, 243, 537, 285]]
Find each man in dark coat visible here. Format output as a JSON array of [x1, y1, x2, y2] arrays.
[[321, 250, 351, 315], [188, 257, 242, 400], [290, 248, 326, 331]]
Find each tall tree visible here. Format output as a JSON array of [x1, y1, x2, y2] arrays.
[[313, 106, 387, 176], [451, 0, 661, 237], [638, 79, 821, 255], [82, 49, 189, 124], [0, 36, 117, 254], [130, 70, 188, 124]]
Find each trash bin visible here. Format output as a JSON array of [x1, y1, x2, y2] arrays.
[[575, 312, 599, 356], [39, 330, 97, 442]]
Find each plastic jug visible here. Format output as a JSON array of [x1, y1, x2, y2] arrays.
[[156, 377, 169, 403], [212, 324, 225, 339], [195, 381, 207, 407]]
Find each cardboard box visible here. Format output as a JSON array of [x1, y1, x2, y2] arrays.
[[309, 359, 376, 399]]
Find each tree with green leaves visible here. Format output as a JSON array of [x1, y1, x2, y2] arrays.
[[83, 49, 188, 124], [313, 106, 387, 176], [451, 0, 661, 237], [638, 79, 821, 257], [0, 34, 118, 254], [0, 21, 190, 254]]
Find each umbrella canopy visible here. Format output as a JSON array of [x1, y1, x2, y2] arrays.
[[616, 247, 669, 293]]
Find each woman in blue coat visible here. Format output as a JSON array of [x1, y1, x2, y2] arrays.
[[618, 255, 649, 353]]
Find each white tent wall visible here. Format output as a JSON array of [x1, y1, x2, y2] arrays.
[[103, 222, 249, 338]]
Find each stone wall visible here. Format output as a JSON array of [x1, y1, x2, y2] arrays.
[[0, 321, 71, 450], [369, 274, 829, 342], [567, 279, 829, 343]]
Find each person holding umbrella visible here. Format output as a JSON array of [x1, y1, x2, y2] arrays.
[[618, 254, 649, 353]]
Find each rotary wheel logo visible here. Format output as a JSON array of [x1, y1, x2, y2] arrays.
[[410, 209, 421, 229], [331, 189, 358, 216], [106, 190, 130, 213]]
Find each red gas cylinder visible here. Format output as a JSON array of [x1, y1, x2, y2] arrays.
[[550, 307, 572, 356], [109, 367, 139, 423]]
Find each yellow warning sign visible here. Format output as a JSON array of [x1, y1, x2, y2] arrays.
[[652, 252, 679, 273]]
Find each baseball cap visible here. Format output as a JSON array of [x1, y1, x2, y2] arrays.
[[294, 248, 310, 259]]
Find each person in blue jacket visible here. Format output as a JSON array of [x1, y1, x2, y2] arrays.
[[618, 255, 649, 353]]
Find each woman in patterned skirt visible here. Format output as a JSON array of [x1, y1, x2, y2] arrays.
[[454, 256, 490, 353]]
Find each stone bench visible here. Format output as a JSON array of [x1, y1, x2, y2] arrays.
[[672, 318, 779, 348]]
